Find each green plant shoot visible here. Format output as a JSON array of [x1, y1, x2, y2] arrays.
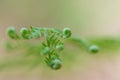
[[6, 26, 99, 70]]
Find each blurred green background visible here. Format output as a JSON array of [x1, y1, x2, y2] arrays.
[[1, 0, 120, 36], [0, 0, 120, 80]]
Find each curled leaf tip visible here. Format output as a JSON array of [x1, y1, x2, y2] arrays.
[[62, 28, 72, 38], [20, 28, 30, 39], [7, 27, 19, 39], [50, 59, 62, 70], [88, 45, 99, 53], [41, 47, 51, 55]]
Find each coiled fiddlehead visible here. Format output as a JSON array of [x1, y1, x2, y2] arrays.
[[7, 27, 19, 39], [7, 26, 72, 70], [7, 26, 99, 70], [69, 37, 99, 53]]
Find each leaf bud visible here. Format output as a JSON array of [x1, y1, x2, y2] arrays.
[[7, 27, 19, 39]]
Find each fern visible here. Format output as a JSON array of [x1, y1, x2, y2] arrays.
[[6, 26, 99, 70]]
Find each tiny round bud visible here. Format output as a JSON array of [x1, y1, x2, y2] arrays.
[[62, 28, 71, 38], [51, 59, 62, 70], [88, 45, 99, 53], [56, 44, 64, 51], [7, 27, 19, 39], [41, 47, 51, 55], [20, 28, 30, 39]]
